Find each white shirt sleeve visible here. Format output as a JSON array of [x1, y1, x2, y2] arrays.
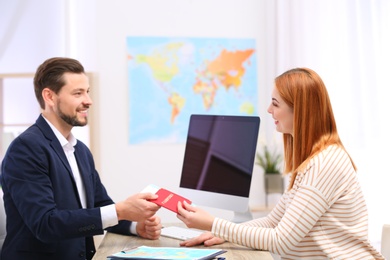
[[100, 204, 138, 235], [100, 204, 118, 229], [130, 222, 138, 235]]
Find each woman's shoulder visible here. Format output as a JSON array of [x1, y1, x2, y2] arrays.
[[320, 144, 350, 162], [300, 145, 353, 177]]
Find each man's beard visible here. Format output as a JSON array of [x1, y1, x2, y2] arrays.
[[58, 106, 88, 127]]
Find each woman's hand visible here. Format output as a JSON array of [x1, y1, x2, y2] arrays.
[[179, 231, 225, 247], [176, 201, 215, 231]]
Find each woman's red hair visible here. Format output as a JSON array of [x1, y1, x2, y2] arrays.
[[275, 68, 356, 189]]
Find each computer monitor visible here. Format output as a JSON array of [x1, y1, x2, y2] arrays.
[[179, 114, 260, 222]]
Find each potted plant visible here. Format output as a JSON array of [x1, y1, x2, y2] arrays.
[[256, 145, 282, 174], [255, 146, 284, 199]]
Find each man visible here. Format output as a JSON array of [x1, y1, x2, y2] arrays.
[[0, 57, 161, 260]]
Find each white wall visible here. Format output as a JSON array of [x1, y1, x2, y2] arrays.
[[0, 0, 65, 72], [94, 0, 271, 222]]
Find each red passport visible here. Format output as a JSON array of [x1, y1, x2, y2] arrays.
[[149, 188, 192, 213]]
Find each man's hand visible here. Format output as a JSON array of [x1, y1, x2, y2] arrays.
[[136, 215, 162, 240], [115, 193, 160, 222]]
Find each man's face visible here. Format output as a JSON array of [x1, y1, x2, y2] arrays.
[[54, 73, 92, 127]]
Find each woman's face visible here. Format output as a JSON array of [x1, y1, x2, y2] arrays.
[[267, 87, 294, 135]]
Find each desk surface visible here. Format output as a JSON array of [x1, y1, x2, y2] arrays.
[[92, 226, 273, 260]]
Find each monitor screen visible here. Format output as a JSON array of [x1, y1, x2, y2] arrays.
[[179, 114, 260, 222]]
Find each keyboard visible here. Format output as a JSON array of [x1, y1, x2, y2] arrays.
[[161, 226, 204, 240]]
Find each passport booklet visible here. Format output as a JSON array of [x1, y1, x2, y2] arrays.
[[141, 184, 192, 213]]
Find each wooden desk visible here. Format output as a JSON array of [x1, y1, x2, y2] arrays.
[[92, 227, 273, 259]]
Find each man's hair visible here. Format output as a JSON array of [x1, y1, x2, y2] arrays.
[[33, 57, 85, 109]]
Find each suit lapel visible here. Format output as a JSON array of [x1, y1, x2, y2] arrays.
[[74, 146, 94, 208], [35, 115, 73, 173], [35, 115, 84, 207]]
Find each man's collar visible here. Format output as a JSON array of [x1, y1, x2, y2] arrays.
[[41, 115, 77, 147]]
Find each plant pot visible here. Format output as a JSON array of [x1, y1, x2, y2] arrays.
[[264, 174, 284, 194]]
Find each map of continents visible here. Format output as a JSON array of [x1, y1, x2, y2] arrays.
[[127, 37, 258, 144]]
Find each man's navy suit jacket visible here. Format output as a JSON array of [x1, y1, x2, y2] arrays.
[[0, 115, 132, 260]]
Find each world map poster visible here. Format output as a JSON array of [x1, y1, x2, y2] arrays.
[[126, 37, 258, 144]]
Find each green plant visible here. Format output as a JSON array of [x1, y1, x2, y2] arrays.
[[255, 146, 282, 174]]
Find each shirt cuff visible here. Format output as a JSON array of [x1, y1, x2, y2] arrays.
[[100, 204, 118, 229], [130, 222, 138, 235]]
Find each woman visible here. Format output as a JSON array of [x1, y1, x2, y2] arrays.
[[177, 68, 384, 259]]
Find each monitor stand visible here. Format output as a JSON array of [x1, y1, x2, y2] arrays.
[[231, 209, 253, 223]]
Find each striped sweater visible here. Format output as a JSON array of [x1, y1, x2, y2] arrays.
[[211, 145, 384, 259]]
